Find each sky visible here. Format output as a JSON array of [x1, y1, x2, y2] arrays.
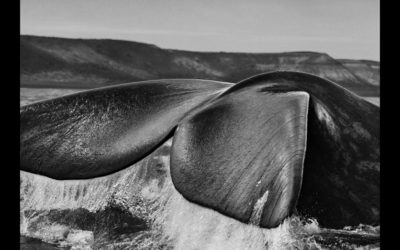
[[20, 0, 380, 61]]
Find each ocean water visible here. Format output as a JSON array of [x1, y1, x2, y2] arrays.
[[20, 88, 380, 249]]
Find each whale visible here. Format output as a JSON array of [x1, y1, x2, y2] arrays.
[[20, 71, 379, 229]]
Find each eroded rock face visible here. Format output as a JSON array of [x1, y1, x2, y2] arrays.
[[339, 59, 380, 86], [21, 35, 379, 96]]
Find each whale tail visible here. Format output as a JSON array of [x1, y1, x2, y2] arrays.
[[20, 72, 380, 229]]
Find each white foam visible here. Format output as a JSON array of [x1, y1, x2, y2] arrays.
[[22, 145, 381, 250], [249, 190, 269, 226]]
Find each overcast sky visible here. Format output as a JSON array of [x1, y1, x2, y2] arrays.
[[21, 0, 379, 61]]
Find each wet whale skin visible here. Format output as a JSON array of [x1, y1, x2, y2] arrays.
[[20, 71, 379, 229]]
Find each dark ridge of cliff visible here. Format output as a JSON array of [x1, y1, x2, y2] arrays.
[[20, 35, 379, 96]]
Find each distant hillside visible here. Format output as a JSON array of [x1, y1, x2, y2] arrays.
[[20, 35, 380, 96], [338, 59, 380, 86]]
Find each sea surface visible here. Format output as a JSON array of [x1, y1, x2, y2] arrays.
[[20, 87, 380, 250]]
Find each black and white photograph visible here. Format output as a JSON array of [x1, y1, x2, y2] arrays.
[[20, 1, 380, 249]]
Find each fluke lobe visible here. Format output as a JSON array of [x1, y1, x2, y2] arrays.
[[20, 71, 380, 229]]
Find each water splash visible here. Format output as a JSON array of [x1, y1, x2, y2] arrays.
[[20, 139, 379, 249], [20, 140, 172, 249], [153, 188, 317, 250], [249, 190, 269, 226]]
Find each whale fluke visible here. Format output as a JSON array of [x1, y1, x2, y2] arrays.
[[171, 89, 309, 228], [169, 72, 378, 228], [20, 71, 379, 229], [20, 79, 229, 179], [233, 72, 380, 228]]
